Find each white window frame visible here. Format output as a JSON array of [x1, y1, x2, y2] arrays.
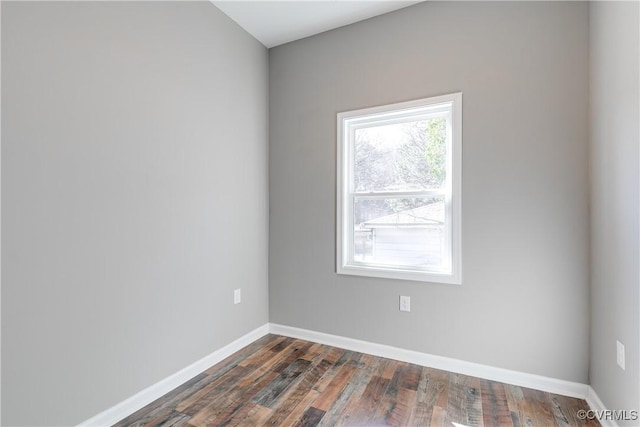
[[336, 93, 462, 284]]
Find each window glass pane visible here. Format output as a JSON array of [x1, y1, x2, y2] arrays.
[[353, 196, 446, 268], [354, 118, 447, 192]]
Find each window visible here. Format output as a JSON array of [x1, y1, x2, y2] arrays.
[[337, 93, 462, 284]]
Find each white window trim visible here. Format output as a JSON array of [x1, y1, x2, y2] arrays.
[[336, 93, 462, 284]]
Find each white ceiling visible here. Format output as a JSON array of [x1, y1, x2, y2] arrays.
[[213, 1, 423, 48]]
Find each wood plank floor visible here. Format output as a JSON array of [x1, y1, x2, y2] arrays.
[[114, 334, 599, 427]]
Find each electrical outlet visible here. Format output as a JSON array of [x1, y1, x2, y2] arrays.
[[616, 340, 625, 370], [399, 295, 410, 312], [234, 289, 241, 305]]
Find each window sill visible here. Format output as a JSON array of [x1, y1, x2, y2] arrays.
[[337, 264, 461, 285]]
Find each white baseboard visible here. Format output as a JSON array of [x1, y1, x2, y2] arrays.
[[269, 323, 590, 399], [80, 322, 610, 427], [586, 386, 619, 427], [78, 324, 270, 427]]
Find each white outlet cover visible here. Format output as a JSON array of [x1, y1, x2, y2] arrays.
[[234, 289, 241, 305], [616, 340, 625, 370], [399, 295, 410, 312]]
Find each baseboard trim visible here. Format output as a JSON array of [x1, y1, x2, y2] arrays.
[[586, 386, 619, 427], [79, 322, 605, 426], [78, 324, 270, 427], [269, 323, 590, 399]]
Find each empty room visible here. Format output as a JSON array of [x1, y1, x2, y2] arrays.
[[1, 0, 638, 426]]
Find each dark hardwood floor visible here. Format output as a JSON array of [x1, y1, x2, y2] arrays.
[[114, 334, 598, 427]]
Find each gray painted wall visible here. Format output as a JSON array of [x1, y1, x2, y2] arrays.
[[1, 2, 268, 425], [589, 1, 640, 423], [269, 1, 590, 382]]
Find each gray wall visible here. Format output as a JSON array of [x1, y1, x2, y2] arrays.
[[269, 1, 590, 382], [1, 2, 268, 425], [589, 1, 640, 422]]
